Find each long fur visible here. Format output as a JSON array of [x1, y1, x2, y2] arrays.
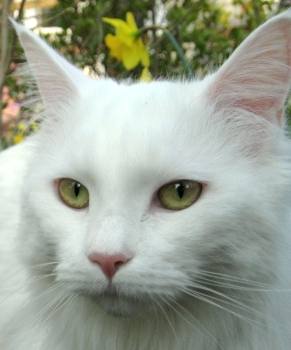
[[0, 11, 291, 350]]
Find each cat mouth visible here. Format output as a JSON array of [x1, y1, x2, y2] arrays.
[[79, 284, 153, 317]]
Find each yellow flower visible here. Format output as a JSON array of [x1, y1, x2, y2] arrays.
[[140, 66, 152, 82], [103, 12, 150, 70], [17, 122, 26, 132], [13, 133, 24, 144]]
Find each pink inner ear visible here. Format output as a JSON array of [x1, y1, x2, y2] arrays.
[[213, 61, 290, 124], [234, 98, 276, 114], [234, 98, 285, 126], [209, 17, 291, 127]]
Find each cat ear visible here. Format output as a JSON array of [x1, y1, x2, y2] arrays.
[[209, 10, 291, 126], [10, 19, 88, 118]]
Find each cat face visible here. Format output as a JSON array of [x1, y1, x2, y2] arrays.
[[13, 12, 291, 317], [20, 80, 287, 317]]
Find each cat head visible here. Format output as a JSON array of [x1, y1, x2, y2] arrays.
[[12, 11, 291, 317]]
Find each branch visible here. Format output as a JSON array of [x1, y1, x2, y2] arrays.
[[0, 0, 26, 143], [0, 0, 11, 91], [7, 0, 27, 66], [0, 0, 12, 141]]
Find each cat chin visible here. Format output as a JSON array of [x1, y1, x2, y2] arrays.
[[84, 289, 154, 318], [97, 294, 144, 317]]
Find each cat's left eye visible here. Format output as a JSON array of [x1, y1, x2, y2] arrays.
[[157, 180, 202, 210], [58, 178, 89, 209]]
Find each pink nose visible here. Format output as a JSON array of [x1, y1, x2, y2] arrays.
[[88, 253, 131, 279]]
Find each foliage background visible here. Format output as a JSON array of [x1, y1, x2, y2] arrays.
[[0, 0, 290, 149]]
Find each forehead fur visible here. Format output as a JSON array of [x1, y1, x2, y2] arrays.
[[35, 78, 232, 180]]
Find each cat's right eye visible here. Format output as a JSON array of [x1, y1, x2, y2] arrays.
[[58, 178, 89, 209]]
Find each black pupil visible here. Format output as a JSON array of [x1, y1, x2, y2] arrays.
[[74, 182, 81, 197], [175, 183, 185, 199]]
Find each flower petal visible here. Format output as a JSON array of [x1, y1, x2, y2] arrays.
[[122, 45, 140, 70], [103, 13, 151, 72], [105, 34, 123, 60], [103, 16, 136, 46], [140, 67, 152, 81], [103, 17, 134, 45], [137, 39, 150, 67], [126, 12, 138, 31], [13, 134, 24, 144], [102, 17, 127, 29], [116, 26, 135, 46]]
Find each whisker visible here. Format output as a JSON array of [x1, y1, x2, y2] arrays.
[[164, 295, 221, 350], [188, 283, 262, 316], [152, 295, 178, 341], [182, 286, 269, 330], [185, 282, 291, 338], [189, 280, 274, 319], [195, 275, 291, 293], [30, 261, 58, 268], [196, 270, 270, 288], [28, 282, 67, 329], [40, 292, 74, 326]]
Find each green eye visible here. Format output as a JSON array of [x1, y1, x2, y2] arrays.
[[158, 180, 202, 210], [58, 178, 89, 209]]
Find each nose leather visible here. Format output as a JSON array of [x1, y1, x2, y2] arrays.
[[88, 253, 131, 279]]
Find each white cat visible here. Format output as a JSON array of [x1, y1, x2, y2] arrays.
[[0, 10, 291, 350]]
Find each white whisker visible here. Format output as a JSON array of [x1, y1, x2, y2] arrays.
[[165, 295, 221, 350], [152, 295, 178, 341]]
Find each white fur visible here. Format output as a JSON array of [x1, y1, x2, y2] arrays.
[[1, 11, 291, 350]]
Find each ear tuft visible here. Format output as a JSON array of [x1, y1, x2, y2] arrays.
[[10, 19, 88, 120], [209, 10, 291, 126]]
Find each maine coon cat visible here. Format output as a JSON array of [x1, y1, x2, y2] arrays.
[[0, 9, 291, 350]]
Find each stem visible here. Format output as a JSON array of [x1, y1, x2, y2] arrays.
[[32, 6, 74, 29], [163, 30, 192, 76], [137, 25, 192, 77], [137, 24, 166, 36], [150, 0, 158, 76]]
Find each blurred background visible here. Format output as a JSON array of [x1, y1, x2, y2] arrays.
[[0, 0, 290, 149]]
